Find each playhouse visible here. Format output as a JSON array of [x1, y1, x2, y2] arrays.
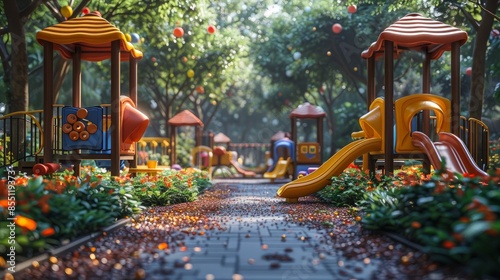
[[277, 13, 490, 202], [35, 13, 149, 176]]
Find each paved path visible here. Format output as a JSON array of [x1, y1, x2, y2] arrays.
[[142, 183, 357, 280], [136, 182, 462, 280]]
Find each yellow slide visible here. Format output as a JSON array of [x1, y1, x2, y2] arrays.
[[276, 138, 382, 202], [264, 157, 291, 182]]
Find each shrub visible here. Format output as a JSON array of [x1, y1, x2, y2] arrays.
[[316, 164, 421, 207], [0, 170, 144, 260], [0, 166, 211, 263], [360, 166, 500, 278], [130, 168, 211, 206]]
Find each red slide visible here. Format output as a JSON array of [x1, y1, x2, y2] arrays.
[[411, 131, 489, 180]]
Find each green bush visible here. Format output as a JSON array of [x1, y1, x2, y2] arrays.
[[360, 167, 500, 278], [131, 168, 211, 206], [316, 165, 411, 207], [0, 166, 211, 263]]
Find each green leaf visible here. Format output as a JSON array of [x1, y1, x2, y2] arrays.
[[462, 221, 491, 238]]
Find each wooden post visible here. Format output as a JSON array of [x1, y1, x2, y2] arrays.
[[450, 41, 461, 136], [110, 40, 121, 176], [384, 40, 394, 175], [43, 42, 54, 164]]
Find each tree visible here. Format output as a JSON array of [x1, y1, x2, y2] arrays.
[[250, 3, 408, 153], [461, 0, 499, 119]]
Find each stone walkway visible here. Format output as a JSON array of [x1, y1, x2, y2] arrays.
[[15, 181, 471, 280]]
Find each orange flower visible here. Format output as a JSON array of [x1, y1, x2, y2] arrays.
[[41, 227, 55, 237], [38, 194, 52, 214], [15, 177, 28, 186], [410, 221, 421, 229], [442, 240, 455, 249], [483, 212, 497, 221], [0, 199, 9, 208], [434, 182, 446, 194], [452, 233, 464, 242], [459, 216, 471, 223], [485, 229, 498, 236], [15, 215, 37, 231]]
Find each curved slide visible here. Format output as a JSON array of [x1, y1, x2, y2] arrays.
[[230, 160, 257, 177], [411, 131, 489, 179], [264, 157, 292, 182], [277, 138, 382, 202]]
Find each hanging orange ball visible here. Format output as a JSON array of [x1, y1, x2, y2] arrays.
[[173, 27, 184, 38], [196, 85, 205, 94]]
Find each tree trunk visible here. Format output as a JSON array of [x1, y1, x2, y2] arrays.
[[468, 0, 499, 119], [4, 0, 29, 112], [3, 1, 30, 162]]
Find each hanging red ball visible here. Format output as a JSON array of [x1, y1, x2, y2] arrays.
[[332, 23, 342, 34], [465, 67, 472, 76], [207, 25, 216, 34], [173, 27, 184, 38], [82, 7, 90, 15], [348, 5, 357, 14]]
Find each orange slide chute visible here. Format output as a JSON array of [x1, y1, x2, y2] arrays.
[[230, 160, 257, 177], [276, 138, 382, 202], [411, 131, 489, 180], [277, 100, 384, 202]]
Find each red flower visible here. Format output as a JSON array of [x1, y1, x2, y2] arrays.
[[41, 227, 55, 237], [442, 240, 455, 249]]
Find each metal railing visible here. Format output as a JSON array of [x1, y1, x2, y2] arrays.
[[466, 118, 489, 171], [0, 108, 491, 172], [0, 110, 44, 168], [136, 137, 170, 165]]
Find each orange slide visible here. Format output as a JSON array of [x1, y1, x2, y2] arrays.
[[276, 138, 382, 202], [411, 131, 489, 180], [230, 160, 256, 177]]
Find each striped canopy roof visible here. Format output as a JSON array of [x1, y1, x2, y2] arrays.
[[361, 13, 468, 60], [36, 13, 143, 61]]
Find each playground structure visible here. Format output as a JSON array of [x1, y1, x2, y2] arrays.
[[277, 13, 490, 202], [289, 103, 325, 179], [0, 12, 151, 176], [188, 130, 267, 178], [210, 146, 257, 178], [264, 103, 325, 182]]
